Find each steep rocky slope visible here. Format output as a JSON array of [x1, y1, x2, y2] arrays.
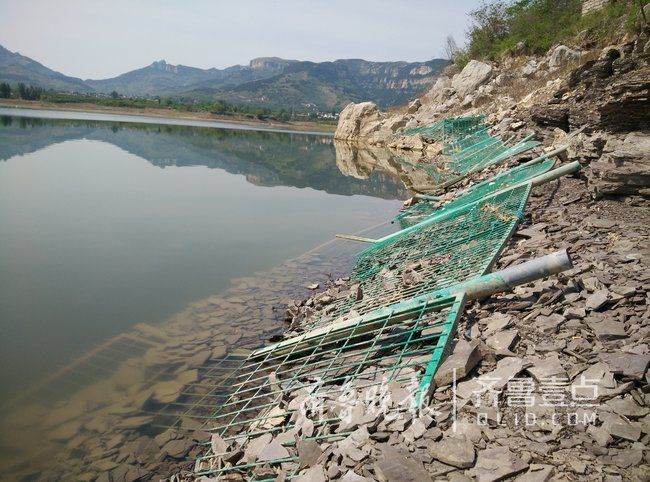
[[334, 31, 650, 197]]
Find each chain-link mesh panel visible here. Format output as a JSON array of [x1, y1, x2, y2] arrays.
[[396, 159, 554, 228], [192, 294, 466, 480], [301, 184, 531, 331]]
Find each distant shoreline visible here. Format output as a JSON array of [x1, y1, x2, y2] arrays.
[[0, 98, 337, 134]]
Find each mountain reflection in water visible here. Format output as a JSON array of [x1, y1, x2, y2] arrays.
[[0, 112, 409, 480]]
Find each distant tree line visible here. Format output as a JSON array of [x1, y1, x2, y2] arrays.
[[0, 82, 44, 100], [0, 82, 11, 98], [0, 82, 336, 123], [36, 91, 334, 123]]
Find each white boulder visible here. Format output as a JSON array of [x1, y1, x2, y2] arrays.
[[451, 60, 493, 97], [548, 45, 582, 71]]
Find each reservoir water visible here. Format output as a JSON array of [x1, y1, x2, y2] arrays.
[[0, 109, 406, 479]]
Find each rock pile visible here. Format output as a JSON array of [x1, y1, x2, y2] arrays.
[[191, 173, 648, 481], [177, 31, 650, 482]]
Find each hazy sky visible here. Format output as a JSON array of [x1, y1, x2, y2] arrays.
[[0, 0, 478, 80]]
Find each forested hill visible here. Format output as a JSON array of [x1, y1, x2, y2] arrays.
[[0, 46, 447, 111]]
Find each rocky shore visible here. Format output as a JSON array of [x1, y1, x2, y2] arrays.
[[334, 33, 649, 199], [215, 163, 648, 482], [174, 32, 649, 482], [7, 30, 648, 482]]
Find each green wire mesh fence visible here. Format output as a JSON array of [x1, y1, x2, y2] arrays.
[[300, 184, 531, 332], [179, 115, 551, 480], [397, 137, 541, 192], [192, 292, 466, 480], [447, 137, 541, 175], [396, 158, 555, 228], [403, 116, 486, 144]]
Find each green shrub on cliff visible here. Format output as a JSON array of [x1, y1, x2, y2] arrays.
[[460, 0, 648, 62]]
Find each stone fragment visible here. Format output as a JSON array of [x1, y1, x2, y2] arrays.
[[451, 60, 493, 97], [591, 320, 627, 340], [257, 439, 290, 462], [609, 447, 644, 468], [599, 352, 649, 380], [515, 464, 554, 481], [533, 313, 565, 333], [297, 439, 322, 468], [429, 436, 476, 469], [483, 313, 512, 336], [485, 329, 519, 351], [434, 340, 482, 386], [448, 421, 482, 443], [587, 132, 650, 197], [569, 460, 587, 474], [526, 354, 567, 381], [407, 99, 421, 114], [606, 396, 649, 418], [601, 413, 641, 441], [456, 357, 525, 399], [585, 289, 609, 311], [162, 438, 193, 458], [587, 425, 613, 446], [340, 470, 371, 482], [211, 433, 228, 455], [549, 45, 582, 71], [115, 415, 154, 430], [402, 418, 426, 443], [375, 446, 433, 482], [259, 406, 287, 429], [151, 380, 184, 404], [609, 285, 635, 297], [243, 433, 273, 462], [473, 446, 529, 481], [563, 306, 586, 319], [327, 465, 342, 479], [295, 465, 326, 482]]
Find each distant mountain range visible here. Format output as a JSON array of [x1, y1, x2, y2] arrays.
[[0, 45, 447, 111]]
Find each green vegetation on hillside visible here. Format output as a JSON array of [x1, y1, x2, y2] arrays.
[[1, 88, 337, 123], [0, 82, 11, 98], [458, 0, 648, 63]]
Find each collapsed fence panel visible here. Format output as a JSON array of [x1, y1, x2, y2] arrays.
[[192, 293, 466, 480], [303, 184, 531, 332], [396, 158, 556, 228], [447, 137, 541, 175], [403, 116, 486, 145]]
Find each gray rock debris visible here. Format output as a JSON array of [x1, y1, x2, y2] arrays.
[[548, 45, 582, 72], [472, 446, 529, 481], [434, 340, 482, 387], [429, 436, 476, 469], [451, 60, 493, 97], [375, 446, 433, 482]]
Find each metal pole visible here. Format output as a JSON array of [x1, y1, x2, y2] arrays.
[[530, 160, 580, 186], [448, 249, 572, 299], [254, 250, 573, 357]]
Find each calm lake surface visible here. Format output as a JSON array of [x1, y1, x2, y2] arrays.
[[0, 109, 406, 479], [0, 110, 404, 401]]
